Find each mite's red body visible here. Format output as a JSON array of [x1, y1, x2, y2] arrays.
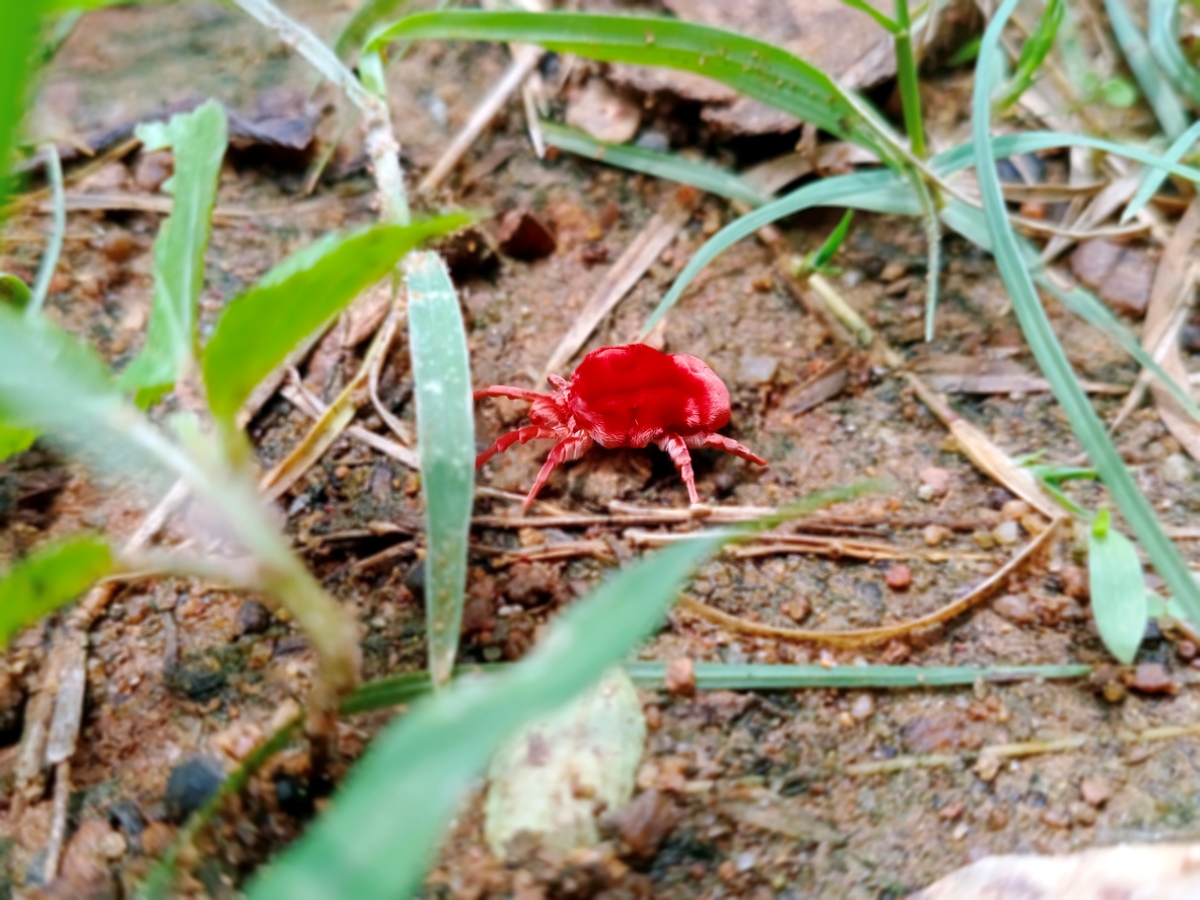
[[475, 343, 767, 509]]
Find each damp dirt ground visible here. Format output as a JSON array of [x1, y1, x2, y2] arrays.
[[4, 3, 1200, 899]]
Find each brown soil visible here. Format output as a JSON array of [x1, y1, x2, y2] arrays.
[[3, 3, 1200, 899]]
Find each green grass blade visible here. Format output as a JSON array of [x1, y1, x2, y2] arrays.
[[930, 130, 1200, 182], [26, 142, 65, 318], [639, 169, 917, 336], [202, 214, 469, 430], [334, 0, 414, 58], [0, 535, 113, 648], [246, 535, 724, 900], [1036, 274, 1200, 420], [974, 0, 1200, 627], [836, 0, 899, 34], [404, 251, 474, 688], [0, 2, 42, 209], [1122, 118, 1200, 223], [1088, 509, 1147, 663], [118, 101, 228, 407], [1148, 0, 1200, 105], [996, 0, 1064, 111], [365, 11, 895, 159], [1105, 0, 1188, 139], [540, 121, 771, 207]]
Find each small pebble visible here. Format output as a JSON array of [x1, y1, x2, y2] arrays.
[[918, 466, 951, 498], [937, 800, 964, 821], [1130, 662, 1177, 695], [496, 209, 557, 261], [850, 694, 875, 721], [992, 520, 1020, 546], [885, 564, 912, 591], [164, 756, 225, 823], [880, 260, 907, 282], [974, 753, 1002, 782], [994, 593, 1036, 625], [735, 850, 757, 873], [922, 524, 951, 547], [1060, 564, 1089, 600], [610, 789, 679, 858], [1177, 640, 1197, 661], [664, 657, 695, 697], [236, 600, 271, 636], [781, 598, 810, 623], [1041, 808, 1071, 829], [1000, 499, 1031, 521], [1069, 801, 1097, 826], [1080, 776, 1111, 808]]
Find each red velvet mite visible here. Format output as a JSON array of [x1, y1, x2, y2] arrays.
[[474, 343, 767, 509]]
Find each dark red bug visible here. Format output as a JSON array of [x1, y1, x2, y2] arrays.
[[474, 343, 767, 509]]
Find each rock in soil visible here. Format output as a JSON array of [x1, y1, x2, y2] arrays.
[[164, 756, 225, 824]]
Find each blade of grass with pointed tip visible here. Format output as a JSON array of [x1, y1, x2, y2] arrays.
[[334, 0, 414, 58], [0, 536, 113, 648], [202, 214, 469, 430], [639, 169, 918, 335], [996, 0, 1065, 111], [1105, 0, 1188, 139], [118, 101, 228, 407], [1148, 0, 1200, 105], [1122, 119, 1200, 224], [1088, 508, 1147, 663], [365, 11, 902, 164], [246, 534, 724, 900], [404, 251, 474, 688], [974, 0, 1200, 627], [540, 121, 771, 207], [0, 2, 42, 208]]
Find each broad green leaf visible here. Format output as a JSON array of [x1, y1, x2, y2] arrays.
[[0, 273, 32, 310], [1088, 509, 1148, 663], [485, 668, 644, 856], [540, 121, 771, 207], [1105, 0, 1188, 139], [1148, 0, 1200, 105], [1122, 118, 1200, 223], [0, 423, 37, 462], [365, 11, 903, 165], [0, 2, 43, 208], [247, 534, 724, 900], [0, 536, 113, 647], [404, 251, 474, 688], [996, 0, 1064, 110], [202, 214, 470, 428], [974, 0, 1200, 628], [119, 101, 228, 406]]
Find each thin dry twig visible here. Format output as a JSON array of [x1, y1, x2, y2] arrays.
[[677, 518, 1060, 648]]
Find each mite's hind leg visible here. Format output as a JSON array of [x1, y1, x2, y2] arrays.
[[656, 434, 701, 505], [523, 435, 593, 510], [474, 385, 547, 403], [476, 426, 561, 469], [690, 433, 768, 467]]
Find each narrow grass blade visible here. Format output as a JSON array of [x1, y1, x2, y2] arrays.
[[1105, 0, 1188, 139], [837, 0, 899, 34], [0, 3, 42, 208], [996, 0, 1064, 111], [118, 101, 228, 406], [26, 142, 65, 318], [540, 121, 771, 207], [0, 536, 113, 648], [974, 0, 1200, 626], [1122, 119, 1200, 224], [404, 251, 474, 688], [246, 535, 724, 900], [202, 214, 469, 430], [365, 11, 898, 161], [910, 169, 941, 340], [334, 0, 414, 58], [343, 661, 1093, 712], [1088, 509, 1147, 663], [930, 131, 1200, 182], [639, 169, 917, 336], [1148, 0, 1200, 105]]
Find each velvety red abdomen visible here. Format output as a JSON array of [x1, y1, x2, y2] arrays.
[[568, 344, 730, 444]]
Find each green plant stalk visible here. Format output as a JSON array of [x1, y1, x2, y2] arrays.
[[894, 0, 926, 158], [26, 141, 64, 318], [974, 0, 1200, 626], [996, 0, 1064, 111], [1148, 0, 1200, 105]]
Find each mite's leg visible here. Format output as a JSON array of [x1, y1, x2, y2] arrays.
[[474, 385, 547, 403], [524, 435, 593, 510], [656, 434, 701, 505], [476, 426, 561, 469], [690, 433, 768, 466]]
